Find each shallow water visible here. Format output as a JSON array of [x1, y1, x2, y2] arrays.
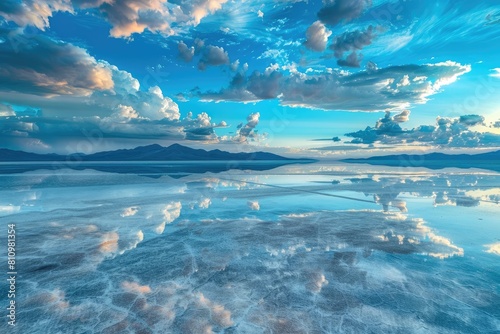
[[1, 162, 499, 333]]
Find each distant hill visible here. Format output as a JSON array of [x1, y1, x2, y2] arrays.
[[343, 150, 500, 172], [0, 143, 292, 162]]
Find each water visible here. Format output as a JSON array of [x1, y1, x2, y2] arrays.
[[1, 162, 499, 333]]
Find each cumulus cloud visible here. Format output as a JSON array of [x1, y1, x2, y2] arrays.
[[0, 103, 15, 117], [0, 0, 228, 38], [189, 0, 228, 26], [178, 41, 195, 62], [182, 111, 227, 141], [0, 30, 242, 153], [233, 112, 261, 143], [317, 0, 372, 26], [0, 0, 73, 31], [304, 20, 332, 52], [489, 68, 500, 78], [330, 25, 380, 67], [337, 51, 363, 67], [331, 26, 379, 57], [0, 29, 113, 96], [200, 61, 471, 111], [346, 111, 500, 147], [176, 39, 231, 71], [0, 28, 246, 150], [198, 45, 230, 70], [459, 114, 485, 126]]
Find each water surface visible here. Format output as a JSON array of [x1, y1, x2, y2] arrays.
[[1, 162, 499, 333]]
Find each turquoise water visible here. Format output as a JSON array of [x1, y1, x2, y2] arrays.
[[1, 163, 499, 333]]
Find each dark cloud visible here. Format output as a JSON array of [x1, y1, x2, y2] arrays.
[[345, 112, 500, 148], [198, 45, 230, 70], [330, 25, 380, 67], [178, 41, 195, 62], [200, 61, 471, 111], [0, 29, 113, 96], [459, 114, 485, 126], [317, 0, 372, 26], [337, 51, 363, 67], [331, 25, 379, 58], [176, 39, 231, 71]]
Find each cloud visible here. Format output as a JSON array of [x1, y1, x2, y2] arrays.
[[100, 0, 175, 38], [0, 0, 73, 31], [346, 112, 500, 147], [337, 51, 362, 67], [0, 0, 228, 38], [178, 41, 195, 62], [459, 114, 485, 126], [490, 68, 500, 78], [0, 29, 113, 97], [304, 20, 332, 52], [200, 61, 471, 111], [0, 28, 249, 151], [0, 103, 15, 117], [189, 0, 228, 26], [176, 40, 231, 71], [233, 112, 261, 143], [330, 25, 380, 67], [331, 25, 378, 57], [198, 45, 230, 70], [392, 109, 410, 122], [317, 0, 372, 26], [182, 111, 227, 141]]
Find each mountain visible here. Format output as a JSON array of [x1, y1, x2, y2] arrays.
[[0, 144, 313, 175], [0, 143, 293, 162], [343, 150, 500, 172]]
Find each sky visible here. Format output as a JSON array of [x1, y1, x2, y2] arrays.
[[0, 0, 500, 157]]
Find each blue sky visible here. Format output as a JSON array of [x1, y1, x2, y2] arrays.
[[0, 0, 499, 156]]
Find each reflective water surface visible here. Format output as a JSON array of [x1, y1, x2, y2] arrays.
[[1, 163, 499, 333]]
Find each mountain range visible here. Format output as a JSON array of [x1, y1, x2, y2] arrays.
[[0, 143, 292, 162], [343, 150, 500, 172], [0, 144, 310, 176]]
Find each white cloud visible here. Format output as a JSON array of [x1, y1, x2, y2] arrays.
[[346, 112, 500, 148], [304, 21, 332, 52], [201, 61, 471, 111], [490, 68, 500, 78]]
